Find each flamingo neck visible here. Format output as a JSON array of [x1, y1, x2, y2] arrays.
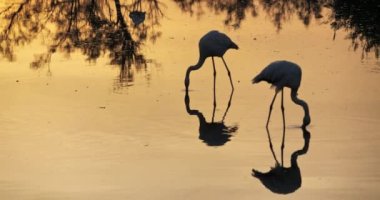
[[185, 93, 206, 125], [291, 128, 310, 167], [291, 89, 310, 127], [185, 55, 206, 88]]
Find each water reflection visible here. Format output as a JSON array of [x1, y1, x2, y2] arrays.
[[259, 0, 324, 31], [0, 0, 164, 87], [184, 88, 238, 146], [0, 0, 377, 89], [173, 0, 324, 30], [328, 0, 379, 58], [252, 127, 311, 194], [173, 0, 258, 29], [173, 0, 379, 58], [129, 0, 146, 26]]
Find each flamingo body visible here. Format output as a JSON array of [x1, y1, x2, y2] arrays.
[[198, 30, 238, 57], [253, 61, 301, 92], [185, 30, 238, 89], [252, 60, 310, 128]]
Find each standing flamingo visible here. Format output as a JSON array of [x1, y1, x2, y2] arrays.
[[184, 30, 238, 90], [252, 61, 311, 128]]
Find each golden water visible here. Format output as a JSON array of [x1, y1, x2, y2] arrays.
[[0, 1, 379, 199]]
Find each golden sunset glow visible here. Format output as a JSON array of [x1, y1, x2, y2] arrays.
[[0, 0, 379, 199]]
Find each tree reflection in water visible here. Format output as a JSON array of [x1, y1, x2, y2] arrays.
[[173, 0, 326, 30], [259, 0, 324, 31], [173, 0, 258, 29], [173, 0, 379, 58], [0, 0, 378, 84], [328, 0, 379, 58], [0, 0, 165, 88]]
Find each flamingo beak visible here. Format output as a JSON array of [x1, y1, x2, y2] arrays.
[[230, 42, 239, 50]]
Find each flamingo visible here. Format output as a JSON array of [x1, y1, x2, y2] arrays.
[[184, 30, 239, 90], [252, 61, 311, 128]]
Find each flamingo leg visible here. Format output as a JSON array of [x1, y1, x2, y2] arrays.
[[212, 57, 216, 123], [221, 57, 234, 90], [281, 128, 286, 166], [266, 126, 279, 165], [266, 91, 278, 128], [221, 89, 234, 122], [281, 89, 286, 166]]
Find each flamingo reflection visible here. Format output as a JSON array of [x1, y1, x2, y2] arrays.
[[252, 127, 311, 194], [184, 87, 237, 146]]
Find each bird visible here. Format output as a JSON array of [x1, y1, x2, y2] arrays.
[[252, 60, 310, 128], [184, 30, 238, 90]]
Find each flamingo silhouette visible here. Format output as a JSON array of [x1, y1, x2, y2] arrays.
[[252, 61, 311, 128], [184, 30, 238, 90]]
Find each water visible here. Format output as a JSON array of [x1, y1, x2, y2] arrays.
[[0, 0, 379, 199]]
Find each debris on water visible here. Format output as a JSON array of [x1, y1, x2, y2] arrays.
[[232, 23, 239, 29]]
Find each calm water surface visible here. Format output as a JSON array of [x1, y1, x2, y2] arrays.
[[0, 0, 379, 199]]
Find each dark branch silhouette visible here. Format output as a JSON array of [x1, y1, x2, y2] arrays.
[[0, 0, 378, 76], [328, 0, 379, 58], [172, 0, 379, 58], [173, 0, 258, 29], [259, 0, 324, 31], [0, 0, 165, 87]]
